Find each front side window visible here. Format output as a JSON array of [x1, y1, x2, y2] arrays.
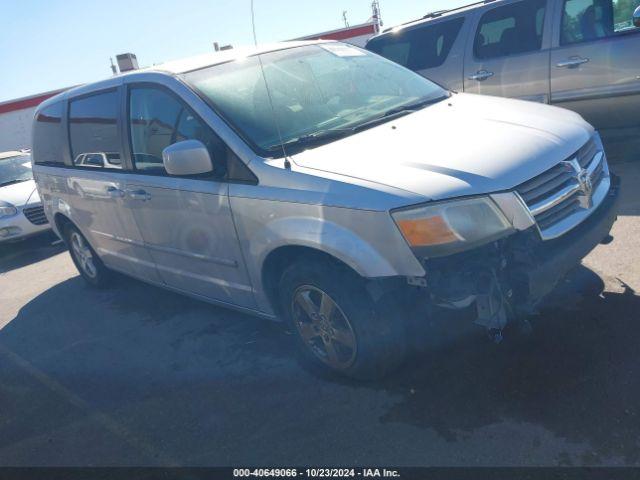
[[366, 17, 465, 71], [68, 91, 122, 169], [561, 0, 640, 45], [33, 102, 64, 165], [474, 0, 547, 59], [128, 86, 227, 176], [184, 44, 448, 157]]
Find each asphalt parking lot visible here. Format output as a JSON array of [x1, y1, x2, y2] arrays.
[[1, 161, 639, 467]]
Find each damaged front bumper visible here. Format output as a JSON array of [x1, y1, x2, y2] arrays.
[[422, 173, 621, 332]]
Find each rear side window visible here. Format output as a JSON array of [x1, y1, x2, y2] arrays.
[[33, 102, 64, 165], [367, 17, 465, 71], [474, 0, 547, 59], [68, 90, 122, 169], [128, 86, 227, 177], [561, 0, 640, 45]]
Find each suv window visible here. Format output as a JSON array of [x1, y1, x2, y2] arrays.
[[366, 17, 465, 71], [128, 86, 227, 177], [474, 0, 547, 59], [68, 90, 122, 169], [33, 102, 64, 165], [561, 0, 640, 45]]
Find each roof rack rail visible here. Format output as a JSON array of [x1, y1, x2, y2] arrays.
[[382, 0, 500, 32]]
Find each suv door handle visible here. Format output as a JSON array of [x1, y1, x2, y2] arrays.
[[106, 186, 125, 198], [128, 189, 152, 201], [556, 57, 589, 68], [468, 70, 494, 81]]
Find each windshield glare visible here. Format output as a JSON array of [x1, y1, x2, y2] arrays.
[[0, 155, 33, 185], [184, 44, 447, 156]]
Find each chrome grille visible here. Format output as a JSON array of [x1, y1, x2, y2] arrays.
[[23, 205, 48, 225], [515, 136, 610, 240]]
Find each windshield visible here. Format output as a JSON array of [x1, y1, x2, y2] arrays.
[[0, 155, 33, 186], [183, 44, 448, 156]]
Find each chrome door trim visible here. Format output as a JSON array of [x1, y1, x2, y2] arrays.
[[92, 230, 145, 247], [552, 83, 640, 103], [93, 229, 239, 267], [145, 243, 239, 268]]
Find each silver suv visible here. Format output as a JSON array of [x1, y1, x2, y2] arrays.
[[366, 0, 640, 153], [32, 41, 619, 378]]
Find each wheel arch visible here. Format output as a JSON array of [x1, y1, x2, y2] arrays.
[[261, 245, 364, 317]]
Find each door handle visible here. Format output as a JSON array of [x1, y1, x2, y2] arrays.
[[556, 57, 589, 69], [106, 186, 125, 198], [128, 189, 152, 201], [468, 70, 494, 81]]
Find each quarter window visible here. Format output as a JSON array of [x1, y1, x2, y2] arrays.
[[474, 0, 547, 59], [561, 0, 640, 45], [33, 102, 64, 165], [366, 17, 465, 71], [128, 87, 227, 177], [68, 91, 122, 169]]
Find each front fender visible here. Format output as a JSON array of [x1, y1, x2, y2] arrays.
[[253, 216, 398, 279]]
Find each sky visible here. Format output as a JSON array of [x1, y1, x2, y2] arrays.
[[0, 0, 469, 103]]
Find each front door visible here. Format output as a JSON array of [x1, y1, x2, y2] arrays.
[[65, 88, 161, 282], [550, 0, 640, 130], [123, 84, 255, 308], [463, 0, 551, 103]]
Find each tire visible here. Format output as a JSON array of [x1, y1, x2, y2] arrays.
[[279, 259, 406, 379], [64, 223, 111, 287]]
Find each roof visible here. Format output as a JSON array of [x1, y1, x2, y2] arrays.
[[9, 40, 330, 116], [38, 40, 329, 109], [148, 40, 325, 75], [373, 0, 499, 37]]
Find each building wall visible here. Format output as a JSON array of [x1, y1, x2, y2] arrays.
[[0, 107, 36, 152]]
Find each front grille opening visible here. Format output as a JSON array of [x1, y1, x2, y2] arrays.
[[514, 136, 607, 239], [23, 206, 48, 225]]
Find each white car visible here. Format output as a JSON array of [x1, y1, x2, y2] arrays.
[[0, 151, 51, 242]]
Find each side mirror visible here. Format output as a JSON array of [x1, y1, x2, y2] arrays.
[[162, 140, 213, 176], [634, 6, 640, 28]]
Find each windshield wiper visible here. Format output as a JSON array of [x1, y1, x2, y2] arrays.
[[266, 129, 352, 154], [352, 95, 448, 132], [0, 178, 30, 187], [264, 95, 448, 156]]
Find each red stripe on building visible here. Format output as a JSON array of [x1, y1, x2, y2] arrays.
[[301, 23, 377, 42], [0, 89, 68, 115]]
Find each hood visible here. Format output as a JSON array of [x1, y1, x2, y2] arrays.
[[0, 179, 39, 208], [292, 93, 594, 201]]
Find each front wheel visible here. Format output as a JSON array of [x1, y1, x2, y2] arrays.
[[64, 224, 110, 287], [279, 259, 406, 379]]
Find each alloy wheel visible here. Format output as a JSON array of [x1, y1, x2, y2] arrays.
[[70, 231, 97, 279], [291, 285, 357, 370]]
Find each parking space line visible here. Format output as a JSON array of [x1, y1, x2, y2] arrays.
[[0, 342, 180, 466]]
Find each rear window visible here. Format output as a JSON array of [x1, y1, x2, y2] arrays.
[[474, 0, 547, 59], [561, 0, 640, 45], [32, 102, 64, 165], [366, 17, 465, 71], [68, 90, 122, 169]]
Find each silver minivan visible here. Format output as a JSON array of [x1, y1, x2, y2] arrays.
[[32, 41, 619, 378], [366, 0, 640, 155]]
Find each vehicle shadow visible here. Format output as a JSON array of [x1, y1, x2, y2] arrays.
[[371, 266, 640, 464], [0, 232, 64, 274], [1, 264, 639, 465]]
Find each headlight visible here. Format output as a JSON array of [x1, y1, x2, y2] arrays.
[[0, 202, 18, 218], [392, 196, 514, 258]]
